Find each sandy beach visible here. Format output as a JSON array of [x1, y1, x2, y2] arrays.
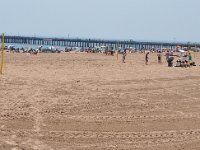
[[0, 52, 200, 150]]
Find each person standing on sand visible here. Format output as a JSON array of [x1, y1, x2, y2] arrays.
[[165, 51, 170, 62], [157, 51, 162, 64], [145, 52, 150, 65], [122, 49, 127, 63], [188, 52, 192, 65]]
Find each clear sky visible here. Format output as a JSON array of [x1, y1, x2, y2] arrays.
[[0, 0, 200, 42]]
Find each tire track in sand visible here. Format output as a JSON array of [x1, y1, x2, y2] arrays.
[[22, 87, 53, 150]]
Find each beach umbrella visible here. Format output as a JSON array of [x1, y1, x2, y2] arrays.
[[178, 49, 186, 53], [8, 45, 15, 49], [176, 45, 181, 49]]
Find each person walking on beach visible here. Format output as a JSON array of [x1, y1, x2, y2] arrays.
[[145, 52, 150, 65], [188, 52, 192, 66], [122, 49, 127, 63], [165, 51, 170, 62], [157, 51, 162, 64]]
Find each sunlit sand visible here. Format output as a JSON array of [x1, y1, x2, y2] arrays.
[[0, 52, 200, 149]]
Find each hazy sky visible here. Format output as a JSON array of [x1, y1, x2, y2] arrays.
[[0, 0, 200, 42]]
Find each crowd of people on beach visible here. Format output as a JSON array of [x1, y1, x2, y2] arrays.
[[3, 44, 199, 68], [120, 47, 197, 68], [163, 50, 196, 68]]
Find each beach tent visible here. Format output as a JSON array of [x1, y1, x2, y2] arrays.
[[48, 46, 56, 50], [8, 45, 15, 49], [74, 47, 81, 52]]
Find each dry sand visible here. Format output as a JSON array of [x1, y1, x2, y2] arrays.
[[0, 52, 200, 150]]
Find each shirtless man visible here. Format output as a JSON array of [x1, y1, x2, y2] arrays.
[[145, 52, 150, 65]]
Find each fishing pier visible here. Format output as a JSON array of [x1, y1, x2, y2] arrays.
[[1, 35, 199, 50]]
